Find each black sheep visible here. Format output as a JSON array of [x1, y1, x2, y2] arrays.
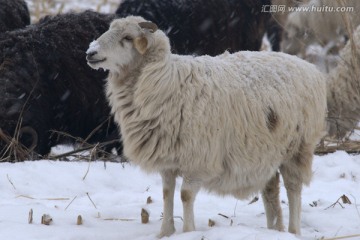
[[0, 11, 120, 160], [115, 0, 271, 56], [0, 0, 30, 33]]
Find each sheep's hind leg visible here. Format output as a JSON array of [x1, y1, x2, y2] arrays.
[[261, 171, 284, 231], [158, 170, 177, 238], [181, 176, 201, 232], [280, 141, 314, 235]]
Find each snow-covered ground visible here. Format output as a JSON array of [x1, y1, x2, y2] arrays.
[[1, 151, 360, 240]]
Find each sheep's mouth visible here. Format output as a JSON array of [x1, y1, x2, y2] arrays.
[[87, 58, 106, 64]]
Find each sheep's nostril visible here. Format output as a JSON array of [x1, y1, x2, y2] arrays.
[[86, 51, 97, 59]]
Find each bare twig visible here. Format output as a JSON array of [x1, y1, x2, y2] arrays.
[[16, 195, 69, 201], [47, 139, 120, 161], [218, 213, 234, 226], [16, 195, 35, 199], [65, 196, 78, 211], [6, 174, 16, 190], [82, 143, 98, 180], [86, 192, 97, 209], [218, 213, 230, 219], [325, 195, 351, 210]]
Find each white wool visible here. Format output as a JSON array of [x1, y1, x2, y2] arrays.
[[281, 0, 360, 55]]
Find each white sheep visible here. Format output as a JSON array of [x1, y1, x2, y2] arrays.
[[281, 0, 360, 55], [86, 16, 327, 237], [327, 24, 360, 139]]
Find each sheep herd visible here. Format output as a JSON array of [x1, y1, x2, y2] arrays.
[[1, 0, 360, 237]]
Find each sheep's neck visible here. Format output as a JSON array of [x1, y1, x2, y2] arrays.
[[107, 54, 186, 170]]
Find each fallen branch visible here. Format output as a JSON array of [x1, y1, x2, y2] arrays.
[[47, 139, 120, 161], [315, 138, 360, 155]]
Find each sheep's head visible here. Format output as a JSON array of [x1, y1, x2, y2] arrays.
[[86, 16, 159, 73], [280, 12, 308, 55]]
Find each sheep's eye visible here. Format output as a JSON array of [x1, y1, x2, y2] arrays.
[[123, 36, 133, 41]]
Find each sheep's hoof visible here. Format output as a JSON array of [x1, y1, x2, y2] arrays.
[[157, 226, 175, 238], [288, 227, 301, 235]]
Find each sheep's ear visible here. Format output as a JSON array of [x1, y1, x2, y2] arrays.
[[134, 36, 148, 55], [139, 22, 158, 33]]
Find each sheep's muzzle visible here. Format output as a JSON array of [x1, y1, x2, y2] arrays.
[[86, 51, 106, 65]]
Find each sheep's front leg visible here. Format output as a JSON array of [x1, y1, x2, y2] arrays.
[[181, 176, 201, 232], [261, 171, 284, 231], [158, 170, 177, 238]]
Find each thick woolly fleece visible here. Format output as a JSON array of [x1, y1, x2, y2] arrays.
[[0, 11, 120, 158], [327, 25, 360, 139], [116, 0, 271, 56], [0, 0, 30, 33]]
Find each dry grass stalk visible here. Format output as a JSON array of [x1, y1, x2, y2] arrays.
[[47, 130, 121, 162], [2, 127, 120, 162], [325, 194, 352, 210], [141, 208, 149, 224], [86, 192, 97, 209], [6, 174, 16, 190], [41, 197, 70, 200], [47, 140, 119, 162], [208, 219, 215, 227], [77, 215, 83, 225], [322, 234, 360, 240], [28, 209, 33, 224], [218, 213, 230, 219], [103, 218, 136, 221], [82, 143, 98, 180], [16, 195, 35, 199], [16, 195, 70, 201], [218, 213, 234, 226], [41, 214, 53, 225], [0, 128, 34, 162], [65, 196, 77, 211]]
